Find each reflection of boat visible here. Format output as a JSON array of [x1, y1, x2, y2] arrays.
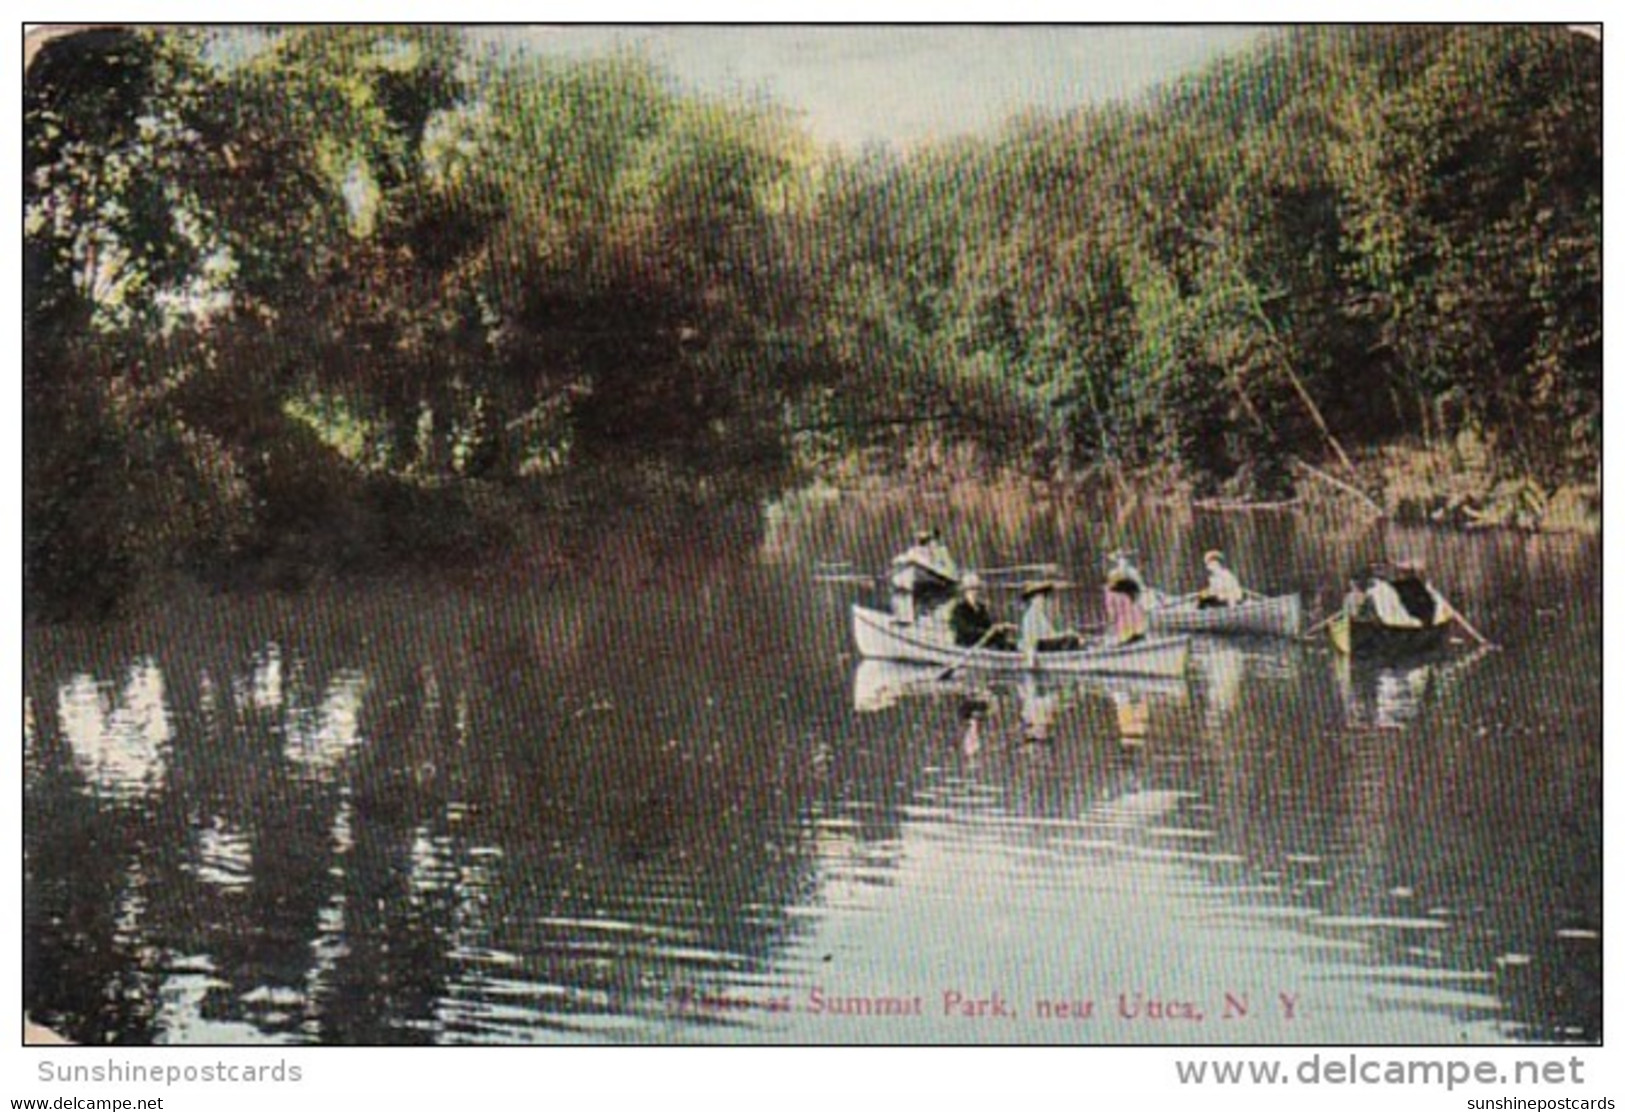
[[1335, 656, 1436, 731], [1145, 593, 1302, 637], [1334, 644, 1491, 731], [1327, 610, 1450, 659], [852, 605, 1190, 678], [1190, 636, 1301, 724], [851, 659, 1186, 714]]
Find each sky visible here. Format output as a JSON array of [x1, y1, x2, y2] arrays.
[[472, 25, 1273, 149]]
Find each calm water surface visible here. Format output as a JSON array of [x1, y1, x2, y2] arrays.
[[23, 493, 1601, 1044]]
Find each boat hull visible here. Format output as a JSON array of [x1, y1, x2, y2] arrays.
[[1145, 593, 1302, 637], [1327, 611, 1450, 658], [852, 605, 1190, 678]]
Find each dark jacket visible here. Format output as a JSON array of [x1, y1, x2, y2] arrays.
[[948, 596, 1013, 649]]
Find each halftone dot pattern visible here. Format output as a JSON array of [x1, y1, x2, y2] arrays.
[[23, 25, 1599, 1051], [24, 495, 1600, 1045]]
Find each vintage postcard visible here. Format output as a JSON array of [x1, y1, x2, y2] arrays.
[[22, 21, 1601, 1075]]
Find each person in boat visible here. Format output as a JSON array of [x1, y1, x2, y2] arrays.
[[924, 528, 959, 580], [1103, 561, 1149, 644], [1107, 549, 1146, 594], [1350, 561, 1447, 628], [946, 573, 1017, 650], [1387, 559, 1447, 625], [1019, 580, 1084, 654], [1342, 578, 1368, 616], [890, 528, 960, 622], [1196, 550, 1245, 608]]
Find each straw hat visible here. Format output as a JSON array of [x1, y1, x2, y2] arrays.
[[961, 573, 985, 591], [1204, 550, 1224, 565], [1020, 580, 1057, 600]]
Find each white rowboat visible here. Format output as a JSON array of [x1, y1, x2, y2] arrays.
[[1144, 592, 1302, 637], [851, 605, 1191, 678]]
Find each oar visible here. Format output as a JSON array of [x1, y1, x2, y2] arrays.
[[936, 624, 1011, 680], [973, 563, 1063, 577], [812, 572, 881, 585], [1437, 594, 1498, 649], [1298, 610, 1341, 642]]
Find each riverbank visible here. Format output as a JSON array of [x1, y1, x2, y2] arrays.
[[25, 440, 1597, 627], [799, 438, 1600, 538]]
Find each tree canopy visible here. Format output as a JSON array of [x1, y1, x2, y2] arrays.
[[25, 26, 1601, 617]]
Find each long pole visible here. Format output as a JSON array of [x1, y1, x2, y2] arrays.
[[937, 625, 1006, 680], [973, 563, 1063, 578], [1300, 610, 1341, 641], [1438, 595, 1497, 649]]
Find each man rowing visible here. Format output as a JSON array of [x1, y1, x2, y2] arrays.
[[947, 573, 1016, 649], [1019, 580, 1083, 655], [1196, 550, 1245, 608]]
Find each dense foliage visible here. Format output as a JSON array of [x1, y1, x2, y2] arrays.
[[25, 26, 1601, 616]]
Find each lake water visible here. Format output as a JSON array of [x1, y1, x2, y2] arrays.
[[22, 488, 1602, 1045]]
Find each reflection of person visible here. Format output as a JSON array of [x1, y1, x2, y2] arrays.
[[1018, 675, 1058, 743], [947, 574, 1016, 649], [959, 693, 991, 757], [1112, 690, 1150, 747], [1197, 550, 1244, 608], [1019, 581, 1082, 655]]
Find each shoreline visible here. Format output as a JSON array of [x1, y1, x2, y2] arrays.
[[24, 451, 1599, 627]]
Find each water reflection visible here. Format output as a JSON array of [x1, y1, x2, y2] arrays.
[[23, 509, 1600, 1045], [1333, 646, 1494, 733], [1190, 637, 1301, 731], [58, 662, 171, 801], [851, 659, 1190, 752]]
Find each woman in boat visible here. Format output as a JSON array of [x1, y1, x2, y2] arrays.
[[1107, 549, 1146, 594], [1019, 581, 1084, 654], [1197, 550, 1245, 608], [1103, 565, 1149, 645], [1388, 560, 1444, 625], [1349, 561, 1447, 628], [947, 573, 1017, 650]]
